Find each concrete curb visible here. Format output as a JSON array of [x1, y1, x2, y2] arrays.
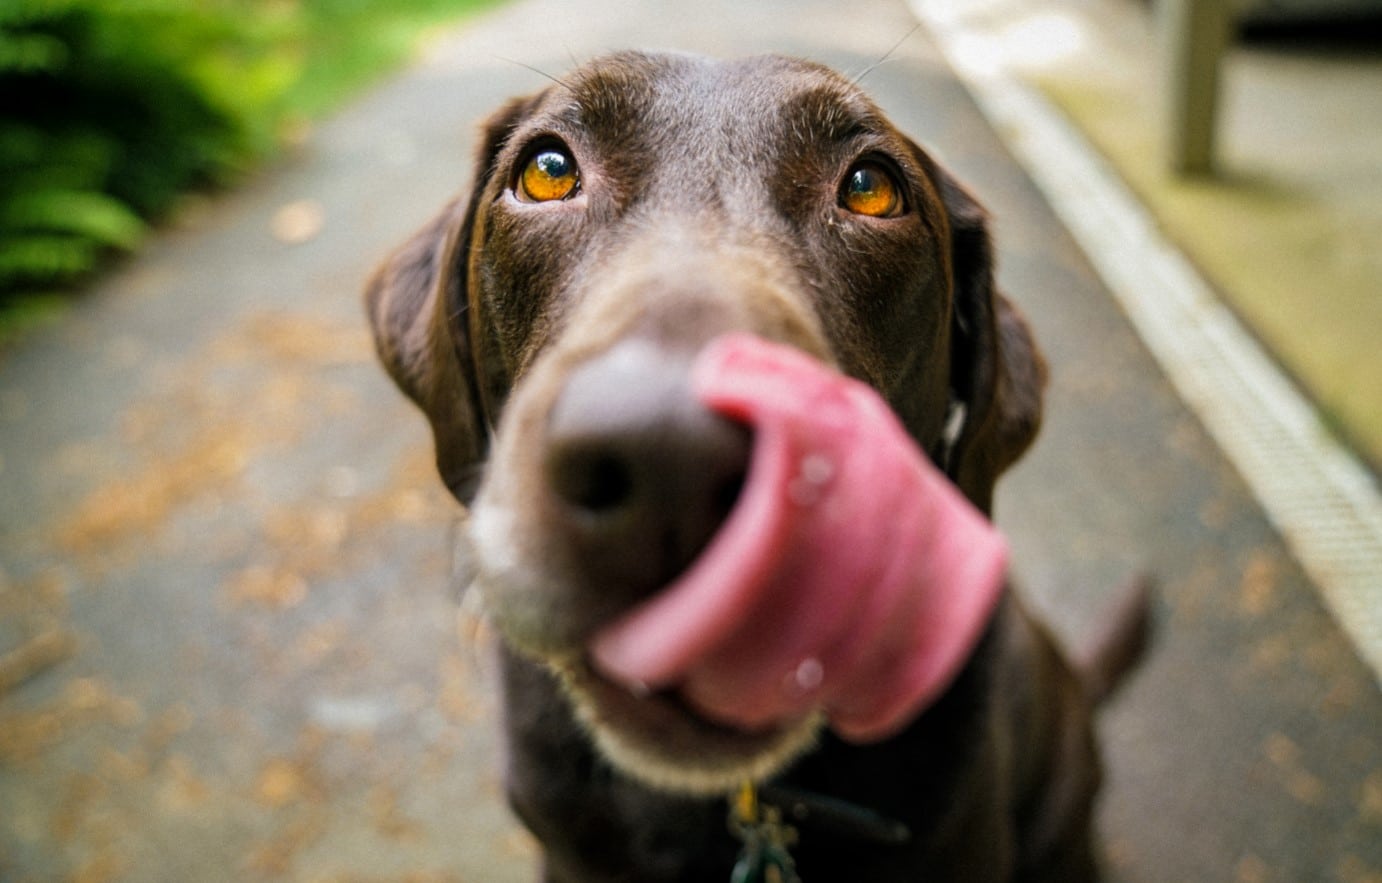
[[910, 0, 1382, 684]]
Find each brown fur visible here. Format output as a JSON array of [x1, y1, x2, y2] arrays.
[[366, 51, 1141, 882]]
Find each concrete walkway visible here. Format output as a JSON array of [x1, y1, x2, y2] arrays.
[[1, 0, 1379, 880]]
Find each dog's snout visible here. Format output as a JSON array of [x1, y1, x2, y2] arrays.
[[544, 341, 751, 596]]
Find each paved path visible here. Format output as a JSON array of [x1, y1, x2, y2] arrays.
[[2, 0, 1379, 880]]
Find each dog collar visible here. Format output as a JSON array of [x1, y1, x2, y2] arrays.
[[728, 781, 912, 881], [729, 782, 799, 883]]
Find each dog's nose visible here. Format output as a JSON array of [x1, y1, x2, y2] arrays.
[[544, 340, 751, 597]]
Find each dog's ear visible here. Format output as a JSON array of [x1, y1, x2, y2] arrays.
[[929, 162, 1047, 515], [364, 95, 540, 503]]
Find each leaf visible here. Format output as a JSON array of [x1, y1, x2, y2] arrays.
[[0, 234, 99, 285], [0, 31, 69, 74], [1, 189, 145, 249]]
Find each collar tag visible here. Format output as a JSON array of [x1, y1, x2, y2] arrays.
[[729, 782, 800, 883]]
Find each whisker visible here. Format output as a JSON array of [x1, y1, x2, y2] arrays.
[[852, 23, 923, 86], [493, 53, 573, 89]]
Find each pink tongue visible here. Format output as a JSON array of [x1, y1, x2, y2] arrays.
[[589, 334, 1007, 743]]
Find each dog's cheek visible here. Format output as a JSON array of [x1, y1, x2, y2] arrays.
[[807, 223, 953, 439], [466, 351, 624, 656], [473, 206, 589, 378]]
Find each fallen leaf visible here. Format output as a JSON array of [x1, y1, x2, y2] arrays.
[[255, 758, 310, 808], [0, 628, 78, 697], [270, 199, 325, 244]]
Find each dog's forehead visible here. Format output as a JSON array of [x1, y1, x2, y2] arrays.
[[547, 52, 885, 145]]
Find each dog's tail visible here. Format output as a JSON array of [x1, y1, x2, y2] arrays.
[[1070, 575, 1154, 705]]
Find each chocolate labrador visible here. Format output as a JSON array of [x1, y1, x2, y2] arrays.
[[366, 51, 1145, 882]]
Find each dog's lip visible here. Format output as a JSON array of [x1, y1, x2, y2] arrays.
[[562, 655, 796, 742]]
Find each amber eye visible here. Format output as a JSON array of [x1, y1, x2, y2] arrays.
[[840, 162, 903, 218], [518, 146, 579, 203]]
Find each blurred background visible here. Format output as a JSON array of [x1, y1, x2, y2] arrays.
[[983, 0, 1382, 474], [1, 0, 1379, 880], [3, 0, 1378, 466], [0, 0, 502, 339]]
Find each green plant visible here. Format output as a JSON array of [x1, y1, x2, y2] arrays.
[[0, 0, 497, 332], [0, 0, 295, 306]]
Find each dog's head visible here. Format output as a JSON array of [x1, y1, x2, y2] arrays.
[[366, 51, 1044, 793]]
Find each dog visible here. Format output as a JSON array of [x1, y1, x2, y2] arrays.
[[366, 51, 1146, 882]]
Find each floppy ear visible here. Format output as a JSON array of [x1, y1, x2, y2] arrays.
[[364, 95, 540, 503], [932, 164, 1047, 515]]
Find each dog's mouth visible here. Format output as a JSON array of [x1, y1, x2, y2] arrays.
[[474, 332, 1007, 792], [550, 655, 823, 795]]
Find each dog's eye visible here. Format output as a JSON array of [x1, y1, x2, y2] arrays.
[[840, 162, 903, 218], [518, 147, 579, 202]]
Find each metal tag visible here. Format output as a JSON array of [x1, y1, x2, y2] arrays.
[[729, 783, 801, 883]]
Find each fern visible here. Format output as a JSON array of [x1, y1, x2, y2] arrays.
[[0, 0, 497, 311], [0, 235, 100, 286], [2, 190, 145, 250], [0, 30, 67, 73], [0, 0, 290, 305]]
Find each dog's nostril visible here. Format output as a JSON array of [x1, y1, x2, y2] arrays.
[[713, 470, 747, 522], [551, 448, 636, 514]]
